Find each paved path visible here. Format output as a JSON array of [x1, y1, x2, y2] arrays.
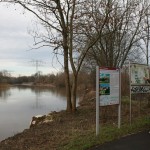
[[89, 130, 150, 150]]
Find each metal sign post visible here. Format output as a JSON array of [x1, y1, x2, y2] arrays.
[[129, 61, 132, 125], [129, 62, 150, 125], [118, 68, 121, 128], [96, 66, 100, 136], [96, 66, 121, 135]]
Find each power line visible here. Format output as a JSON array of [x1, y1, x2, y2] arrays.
[[30, 60, 45, 74]]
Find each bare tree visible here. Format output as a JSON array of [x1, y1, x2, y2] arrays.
[[84, 0, 150, 67], [0, 0, 109, 112], [2, 0, 149, 112], [139, 1, 150, 65]]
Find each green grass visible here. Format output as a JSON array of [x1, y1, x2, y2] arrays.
[[60, 116, 150, 150], [121, 97, 130, 105]]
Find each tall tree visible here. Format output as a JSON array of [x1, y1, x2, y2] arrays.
[[83, 0, 149, 67], [2, 0, 149, 112], [139, 1, 150, 64], [0, 0, 108, 112]]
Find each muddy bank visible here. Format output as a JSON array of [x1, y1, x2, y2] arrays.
[[0, 91, 96, 150], [0, 91, 149, 150]]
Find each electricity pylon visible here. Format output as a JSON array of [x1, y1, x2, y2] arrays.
[[30, 60, 45, 82]]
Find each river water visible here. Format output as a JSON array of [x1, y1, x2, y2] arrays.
[[0, 86, 70, 141]]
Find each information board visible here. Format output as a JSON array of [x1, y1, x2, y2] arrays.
[[130, 63, 150, 93], [96, 66, 121, 135], [99, 67, 120, 106], [130, 63, 149, 85]]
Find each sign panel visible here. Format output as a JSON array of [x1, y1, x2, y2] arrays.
[[130, 63, 149, 85], [131, 85, 150, 93], [130, 63, 150, 93], [99, 67, 120, 106]]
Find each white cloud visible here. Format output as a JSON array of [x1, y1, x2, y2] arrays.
[[0, 3, 61, 76]]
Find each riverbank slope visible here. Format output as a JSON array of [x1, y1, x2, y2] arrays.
[[0, 92, 150, 150]]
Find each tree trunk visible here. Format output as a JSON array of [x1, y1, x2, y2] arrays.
[[63, 42, 72, 112], [71, 74, 78, 112]]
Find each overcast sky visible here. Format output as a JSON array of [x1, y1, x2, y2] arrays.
[[0, 3, 62, 77]]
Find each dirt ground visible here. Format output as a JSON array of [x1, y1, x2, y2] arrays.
[[0, 91, 149, 150], [0, 91, 96, 150]]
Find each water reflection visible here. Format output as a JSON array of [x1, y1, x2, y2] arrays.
[[0, 87, 11, 101], [0, 86, 68, 141], [16, 86, 67, 98]]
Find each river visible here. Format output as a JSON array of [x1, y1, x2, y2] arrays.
[[0, 86, 73, 141]]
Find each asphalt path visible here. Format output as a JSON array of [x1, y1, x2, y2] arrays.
[[89, 130, 150, 150]]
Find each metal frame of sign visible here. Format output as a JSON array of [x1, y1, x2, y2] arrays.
[[96, 66, 121, 136], [129, 62, 150, 124]]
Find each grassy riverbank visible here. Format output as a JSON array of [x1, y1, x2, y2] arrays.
[[0, 92, 149, 150], [63, 117, 150, 150]]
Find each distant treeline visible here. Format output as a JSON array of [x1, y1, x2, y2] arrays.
[[0, 68, 131, 96], [0, 70, 96, 90]]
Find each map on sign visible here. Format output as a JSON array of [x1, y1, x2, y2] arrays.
[[130, 64, 149, 85]]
